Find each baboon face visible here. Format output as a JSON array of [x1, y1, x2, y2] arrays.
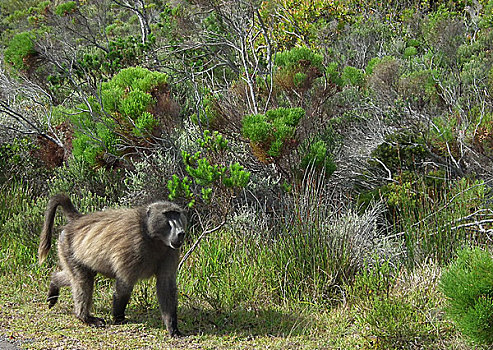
[[146, 202, 186, 249]]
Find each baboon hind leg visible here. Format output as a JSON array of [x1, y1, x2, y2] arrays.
[[70, 266, 105, 327], [112, 279, 134, 324], [47, 270, 70, 308]]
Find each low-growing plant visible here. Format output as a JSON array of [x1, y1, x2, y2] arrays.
[[122, 149, 182, 205], [242, 107, 305, 161], [259, 170, 396, 305], [3, 31, 37, 71], [259, 0, 349, 50], [341, 65, 365, 87], [70, 67, 169, 166], [0, 137, 49, 192], [54, 1, 76, 16], [49, 157, 124, 203], [179, 229, 268, 311], [349, 258, 398, 302], [168, 130, 250, 210], [352, 262, 443, 349], [298, 125, 339, 177], [360, 170, 489, 265], [275, 46, 323, 71], [273, 46, 324, 92], [440, 247, 493, 345]]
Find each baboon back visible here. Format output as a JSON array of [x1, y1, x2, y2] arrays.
[[64, 208, 167, 283]]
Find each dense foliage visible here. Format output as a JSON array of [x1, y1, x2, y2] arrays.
[[441, 247, 493, 345], [1, 0, 493, 347]]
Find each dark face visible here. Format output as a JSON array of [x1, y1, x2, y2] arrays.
[[147, 202, 187, 249]]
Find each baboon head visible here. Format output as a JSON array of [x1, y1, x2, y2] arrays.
[[146, 202, 187, 249]]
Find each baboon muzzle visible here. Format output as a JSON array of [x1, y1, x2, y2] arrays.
[[170, 231, 185, 249]]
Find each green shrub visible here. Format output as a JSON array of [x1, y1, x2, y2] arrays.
[[77, 36, 155, 78], [4, 31, 36, 70], [259, 0, 348, 50], [299, 140, 337, 177], [274, 46, 324, 90], [71, 115, 118, 166], [365, 55, 397, 76], [275, 46, 323, 71], [370, 130, 428, 173], [48, 158, 124, 203], [71, 67, 168, 166], [0, 138, 45, 186], [242, 107, 305, 159], [399, 68, 439, 104], [403, 46, 418, 59], [54, 1, 76, 16], [349, 259, 398, 302], [134, 111, 159, 136], [104, 66, 167, 94], [191, 89, 221, 128], [326, 62, 344, 86], [341, 66, 365, 87], [440, 247, 493, 345], [358, 295, 431, 347], [168, 130, 250, 209]]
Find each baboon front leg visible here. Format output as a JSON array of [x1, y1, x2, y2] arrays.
[[47, 271, 70, 308], [112, 279, 133, 324], [156, 273, 181, 337], [70, 266, 105, 327]]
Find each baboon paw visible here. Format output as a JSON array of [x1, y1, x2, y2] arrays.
[[84, 316, 106, 328]]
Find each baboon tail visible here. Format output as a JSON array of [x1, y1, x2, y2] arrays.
[[38, 194, 81, 264]]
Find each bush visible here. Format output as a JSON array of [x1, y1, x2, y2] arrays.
[[48, 158, 124, 203], [71, 67, 168, 166], [440, 247, 493, 345], [341, 65, 365, 87], [259, 169, 397, 304], [242, 107, 305, 160], [299, 137, 337, 178], [370, 130, 428, 173], [168, 130, 250, 210], [54, 1, 76, 16], [0, 138, 49, 191], [274, 46, 324, 91], [4, 31, 37, 70], [275, 46, 323, 71]]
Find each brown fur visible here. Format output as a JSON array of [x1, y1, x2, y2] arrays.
[[38, 194, 187, 337]]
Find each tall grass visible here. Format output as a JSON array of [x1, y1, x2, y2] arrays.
[[179, 169, 399, 309], [0, 180, 41, 272], [397, 177, 491, 265]]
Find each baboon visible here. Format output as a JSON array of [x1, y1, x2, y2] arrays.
[[38, 194, 187, 337]]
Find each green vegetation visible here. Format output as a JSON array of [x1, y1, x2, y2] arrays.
[[440, 248, 493, 345], [168, 130, 250, 208], [1, 0, 493, 348], [54, 1, 76, 16], [71, 67, 168, 165], [242, 107, 304, 159], [3, 31, 36, 70]]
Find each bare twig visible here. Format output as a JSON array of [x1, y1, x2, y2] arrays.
[[178, 214, 227, 271]]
